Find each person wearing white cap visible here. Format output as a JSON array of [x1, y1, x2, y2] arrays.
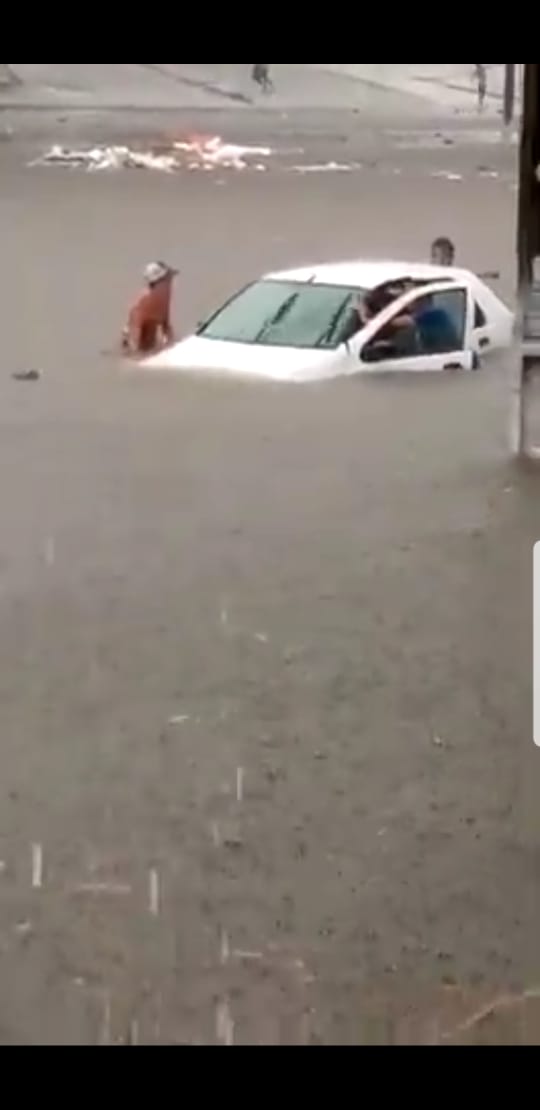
[[122, 261, 179, 356]]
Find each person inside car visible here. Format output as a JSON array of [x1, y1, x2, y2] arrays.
[[413, 294, 460, 353], [339, 281, 416, 346]]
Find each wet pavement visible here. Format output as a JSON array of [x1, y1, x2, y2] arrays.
[[0, 111, 539, 1045]]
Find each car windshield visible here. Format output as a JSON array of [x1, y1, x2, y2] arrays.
[[197, 280, 365, 350]]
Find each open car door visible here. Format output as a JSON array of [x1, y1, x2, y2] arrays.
[[357, 281, 475, 373]]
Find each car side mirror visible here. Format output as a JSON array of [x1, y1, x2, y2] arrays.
[[362, 341, 396, 364]]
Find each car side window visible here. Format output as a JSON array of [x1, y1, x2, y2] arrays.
[[474, 302, 487, 329], [362, 288, 467, 362], [419, 289, 467, 351]]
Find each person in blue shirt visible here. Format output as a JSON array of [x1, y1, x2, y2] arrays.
[[414, 294, 460, 353]]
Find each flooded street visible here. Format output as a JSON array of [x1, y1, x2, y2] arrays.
[[0, 114, 539, 1044]]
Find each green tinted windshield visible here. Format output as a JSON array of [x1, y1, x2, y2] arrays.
[[198, 281, 364, 350]]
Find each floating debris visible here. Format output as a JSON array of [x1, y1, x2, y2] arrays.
[[216, 999, 235, 1047], [220, 931, 231, 966], [32, 145, 178, 172], [12, 369, 41, 382], [442, 986, 540, 1043], [32, 844, 43, 890], [149, 869, 160, 918], [174, 135, 272, 171], [222, 823, 244, 851], [431, 171, 464, 182], [32, 136, 275, 174], [100, 992, 113, 1047], [127, 1020, 140, 1048], [292, 161, 358, 174], [15, 921, 33, 938], [74, 883, 132, 897]]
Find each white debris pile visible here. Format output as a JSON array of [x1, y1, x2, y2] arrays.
[[32, 145, 180, 172], [32, 136, 273, 173], [174, 135, 271, 171]]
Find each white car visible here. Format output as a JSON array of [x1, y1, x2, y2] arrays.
[[144, 260, 514, 384]]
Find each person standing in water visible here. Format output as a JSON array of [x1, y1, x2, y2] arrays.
[[431, 237, 456, 267], [122, 262, 178, 356]]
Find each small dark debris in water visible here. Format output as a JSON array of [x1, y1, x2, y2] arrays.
[[222, 824, 244, 851], [442, 974, 458, 988], [12, 370, 41, 382]]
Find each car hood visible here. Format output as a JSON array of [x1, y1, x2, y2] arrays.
[[142, 335, 341, 383]]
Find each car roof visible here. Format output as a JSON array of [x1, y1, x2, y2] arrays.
[[264, 259, 478, 291]]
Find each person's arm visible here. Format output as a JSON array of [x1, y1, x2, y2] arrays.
[[392, 313, 415, 330]]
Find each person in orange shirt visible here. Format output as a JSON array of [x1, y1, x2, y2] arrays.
[[122, 261, 178, 355]]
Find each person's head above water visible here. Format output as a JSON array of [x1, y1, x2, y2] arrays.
[[431, 237, 456, 267], [144, 261, 178, 288]]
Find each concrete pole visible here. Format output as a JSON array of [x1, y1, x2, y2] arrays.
[[504, 63, 516, 127], [513, 63, 540, 458]]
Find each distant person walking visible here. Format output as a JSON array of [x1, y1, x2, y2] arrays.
[[474, 64, 487, 112], [252, 64, 274, 94]]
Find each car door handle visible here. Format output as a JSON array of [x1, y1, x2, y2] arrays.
[[443, 362, 462, 371]]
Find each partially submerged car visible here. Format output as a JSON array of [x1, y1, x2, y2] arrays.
[[143, 260, 514, 383]]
